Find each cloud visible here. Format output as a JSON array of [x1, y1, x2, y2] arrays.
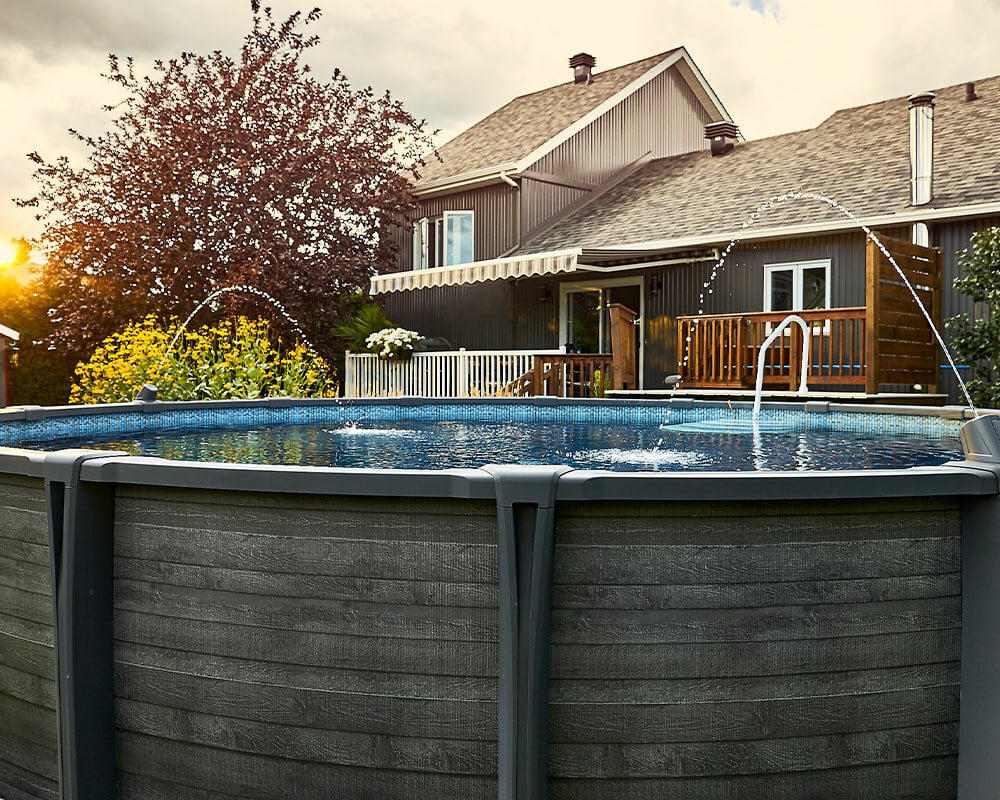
[[4, 0, 1000, 240]]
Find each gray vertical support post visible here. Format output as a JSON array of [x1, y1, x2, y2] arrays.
[[44, 451, 122, 800], [486, 465, 570, 800], [957, 415, 1000, 799], [958, 489, 1000, 798]]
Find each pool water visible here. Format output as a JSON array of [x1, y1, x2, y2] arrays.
[[51, 417, 962, 472]]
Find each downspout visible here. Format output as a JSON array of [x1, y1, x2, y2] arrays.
[[500, 170, 522, 252]]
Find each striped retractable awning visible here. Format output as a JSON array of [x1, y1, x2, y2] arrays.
[[369, 249, 582, 294]]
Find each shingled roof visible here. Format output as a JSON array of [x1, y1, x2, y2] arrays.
[[518, 74, 1000, 254], [415, 50, 682, 188]]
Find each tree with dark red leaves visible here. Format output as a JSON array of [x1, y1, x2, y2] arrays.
[[18, 1, 432, 356]]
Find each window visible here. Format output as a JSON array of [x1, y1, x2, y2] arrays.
[[764, 259, 830, 313], [413, 211, 474, 269]]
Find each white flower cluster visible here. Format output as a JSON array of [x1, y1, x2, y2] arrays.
[[365, 327, 423, 358]]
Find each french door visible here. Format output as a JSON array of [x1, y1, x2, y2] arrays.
[[559, 278, 643, 388]]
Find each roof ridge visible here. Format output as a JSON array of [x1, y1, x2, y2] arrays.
[[507, 48, 681, 102]]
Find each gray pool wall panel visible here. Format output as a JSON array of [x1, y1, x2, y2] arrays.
[[0, 465, 57, 800]]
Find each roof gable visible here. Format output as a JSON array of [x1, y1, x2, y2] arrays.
[[415, 48, 729, 191]]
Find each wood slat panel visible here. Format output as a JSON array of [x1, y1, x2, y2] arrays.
[[116, 699, 496, 774], [549, 597, 959, 644], [550, 662, 960, 705], [551, 572, 959, 609], [116, 732, 496, 800], [115, 641, 496, 701], [114, 580, 497, 641], [549, 685, 958, 743], [549, 722, 957, 777], [115, 662, 497, 739], [0, 758, 59, 800], [549, 630, 960, 679], [547, 756, 956, 800], [115, 610, 497, 677], [114, 557, 496, 608]]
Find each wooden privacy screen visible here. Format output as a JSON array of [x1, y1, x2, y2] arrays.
[[865, 234, 942, 394]]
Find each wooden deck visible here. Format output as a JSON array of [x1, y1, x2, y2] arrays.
[[677, 235, 943, 395]]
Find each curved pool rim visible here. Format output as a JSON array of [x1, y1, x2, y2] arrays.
[[1, 397, 1000, 800]]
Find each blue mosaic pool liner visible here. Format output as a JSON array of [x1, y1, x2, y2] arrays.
[[0, 398, 970, 450]]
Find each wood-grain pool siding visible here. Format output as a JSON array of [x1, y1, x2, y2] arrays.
[[546, 497, 962, 799], [0, 474, 58, 800], [111, 486, 499, 800]]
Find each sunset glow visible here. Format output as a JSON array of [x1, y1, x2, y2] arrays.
[[0, 240, 17, 266]]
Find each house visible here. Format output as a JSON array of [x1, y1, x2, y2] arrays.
[[369, 50, 1000, 402]]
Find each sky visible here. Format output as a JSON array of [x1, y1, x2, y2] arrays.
[[3, 0, 1000, 247]]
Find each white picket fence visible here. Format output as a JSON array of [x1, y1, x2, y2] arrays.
[[344, 349, 561, 398]]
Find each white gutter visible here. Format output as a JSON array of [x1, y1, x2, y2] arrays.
[[414, 162, 519, 198], [498, 170, 519, 189], [0, 324, 19, 342]]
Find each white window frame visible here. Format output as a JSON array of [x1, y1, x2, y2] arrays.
[[412, 211, 474, 269], [763, 259, 831, 333]]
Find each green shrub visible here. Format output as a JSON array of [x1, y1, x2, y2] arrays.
[[945, 227, 1000, 408], [69, 315, 337, 403]]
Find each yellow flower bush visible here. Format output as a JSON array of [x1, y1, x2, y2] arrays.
[[69, 315, 338, 403]]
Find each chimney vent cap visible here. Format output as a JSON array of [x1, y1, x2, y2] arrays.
[[569, 52, 596, 84], [908, 91, 936, 108], [569, 53, 597, 68], [705, 121, 740, 140]]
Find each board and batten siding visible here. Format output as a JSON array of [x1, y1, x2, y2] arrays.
[[521, 66, 712, 241], [384, 281, 518, 351], [933, 215, 1000, 402], [111, 486, 499, 800], [0, 474, 58, 800], [546, 497, 962, 799], [396, 183, 520, 271]]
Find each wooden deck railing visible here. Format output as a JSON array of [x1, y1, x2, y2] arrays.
[[678, 307, 868, 389], [531, 354, 616, 398]]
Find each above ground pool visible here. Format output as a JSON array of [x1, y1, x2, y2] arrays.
[[0, 398, 967, 471], [1, 396, 999, 800]]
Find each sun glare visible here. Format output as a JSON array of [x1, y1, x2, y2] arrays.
[[0, 240, 17, 266]]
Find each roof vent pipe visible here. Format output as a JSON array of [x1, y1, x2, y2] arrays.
[[705, 121, 740, 157], [909, 91, 935, 206], [569, 53, 596, 84]]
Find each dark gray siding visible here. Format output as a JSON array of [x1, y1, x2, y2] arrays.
[[112, 486, 499, 800], [520, 180, 590, 243], [933, 215, 1000, 402], [385, 282, 517, 350], [531, 66, 711, 186], [0, 474, 57, 800], [520, 67, 711, 244], [397, 184, 520, 271], [385, 216, 998, 398], [547, 497, 961, 799]]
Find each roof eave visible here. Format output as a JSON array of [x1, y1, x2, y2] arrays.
[[612, 200, 1000, 252], [413, 162, 520, 198]]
